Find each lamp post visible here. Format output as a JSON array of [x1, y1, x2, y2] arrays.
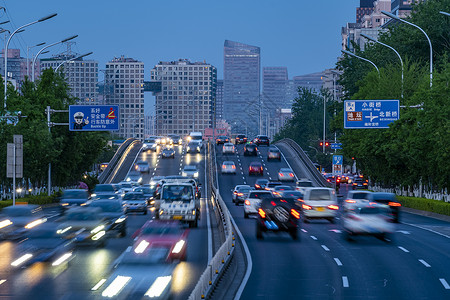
[[341, 50, 380, 78], [27, 42, 46, 78], [55, 52, 93, 72], [32, 35, 78, 82], [4, 13, 57, 109], [361, 33, 404, 98], [381, 10, 433, 87], [320, 75, 330, 153], [439, 11, 450, 17]]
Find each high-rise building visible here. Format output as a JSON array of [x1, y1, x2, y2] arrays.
[[223, 40, 260, 136], [263, 67, 288, 108], [150, 59, 217, 136], [292, 72, 324, 94], [391, 0, 415, 18], [215, 79, 224, 121], [40, 54, 98, 104], [357, 0, 375, 23], [0, 49, 37, 88], [105, 56, 145, 139]]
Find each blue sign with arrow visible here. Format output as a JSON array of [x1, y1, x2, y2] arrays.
[[69, 105, 119, 131], [331, 143, 342, 150], [344, 100, 399, 129]]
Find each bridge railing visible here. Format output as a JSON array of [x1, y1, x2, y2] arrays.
[[98, 138, 136, 184]]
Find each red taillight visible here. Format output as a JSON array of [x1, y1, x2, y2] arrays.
[[289, 173, 294, 177], [255, 184, 260, 188], [327, 179, 331, 182], [279, 173, 283, 176], [233, 191, 237, 194], [232, 165, 236, 169], [291, 209, 300, 219], [271, 201, 276, 206], [280, 199, 287, 203], [328, 205, 339, 210], [244, 200, 250, 206], [237, 193, 244, 196], [264, 187, 269, 190], [345, 199, 356, 203], [258, 208, 266, 218], [302, 204, 312, 210], [389, 202, 401, 207]]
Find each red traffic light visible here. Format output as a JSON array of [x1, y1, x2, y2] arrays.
[[325, 142, 330, 147], [319, 142, 324, 146]]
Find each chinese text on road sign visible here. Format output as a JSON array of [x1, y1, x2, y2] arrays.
[[344, 100, 399, 129], [69, 105, 119, 131]]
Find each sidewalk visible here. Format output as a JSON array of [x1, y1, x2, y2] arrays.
[[402, 206, 450, 223]]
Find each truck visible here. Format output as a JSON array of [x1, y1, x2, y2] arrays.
[[188, 131, 203, 148], [158, 181, 200, 228]]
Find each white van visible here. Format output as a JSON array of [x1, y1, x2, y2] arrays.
[[301, 187, 338, 223], [188, 132, 203, 148]]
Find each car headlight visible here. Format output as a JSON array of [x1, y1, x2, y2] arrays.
[[91, 231, 106, 240], [172, 240, 185, 254], [11, 253, 33, 267], [91, 225, 105, 234], [25, 218, 46, 229], [91, 193, 97, 197], [187, 147, 190, 151], [126, 178, 131, 182], [194, 172, 199, 178], [115, 216, 126, 223], [0, 219, 13, 229], [182, 172, 186, 177], [145, 276, 172, 298], [138, 178, 143, 183]]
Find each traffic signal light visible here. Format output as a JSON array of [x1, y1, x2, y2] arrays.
[[325, 142, 330, 147], [319, 142, 324, 147], [319, 141, 330, 147]]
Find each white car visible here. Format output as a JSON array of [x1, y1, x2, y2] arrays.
[[301, 187, 339, 223], [243, 190, 272, 219], [134, 161, 150, 174], [278, 168, 295, 181], [221, 161, 236, 174], [342, 202, 394, 241], [295, 179, 313, 194], [118, 181, 134, 195], [222, 143, 235, 154], [232, 185, 251, 203], [343, 190, 373, 210], [181, 165, 199, 178]]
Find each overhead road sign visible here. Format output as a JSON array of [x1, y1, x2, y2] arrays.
[[69, 105, 119, 131], [344, 100, 399, 129]]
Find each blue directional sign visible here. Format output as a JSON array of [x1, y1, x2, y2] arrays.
[[69, 105, 119, 131], [331, 143, 342, 150], [344, 100, 399, 129]]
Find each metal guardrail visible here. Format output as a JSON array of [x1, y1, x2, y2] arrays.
[[104, 140, 142, 184], [98, 138, 136, 184]]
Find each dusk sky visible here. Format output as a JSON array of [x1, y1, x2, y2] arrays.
[[1, 0, 359, 113]]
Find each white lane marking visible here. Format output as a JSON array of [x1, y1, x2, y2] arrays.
[[265, 168, 268, 171], [342, 276, 349, 287], [205, 155, 212, 263], [404, 222, 450, 239], [243, 181, 247, 185], [398, 246, 409, 253], [439, 278, 450, 289], [419, 259, 431, 267], [0, 279, 6, 285], [301, 229, 307, 233], [311, 236, 317, 240], [396, 230, 410, 234], [242, 177, 245, 180], [321, 245, 330, 251], [269, 177, 272, 180], [329, 229, 342, 233], [334, 258, 343, 266]]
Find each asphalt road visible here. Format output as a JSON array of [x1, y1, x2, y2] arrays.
[[216, 143, 450, 300], [0, 143, 209, 300]]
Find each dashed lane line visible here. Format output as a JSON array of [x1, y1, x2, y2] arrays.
[[321, 245, 330, 251], [342, 276, 349, 288], [398, 246, 409, 253], [301, 229, 307, 233], [419, 259, 431, 267], [334, 258, 343, 266], [440, 279, 450, 289], [311, 236, 317, 240]]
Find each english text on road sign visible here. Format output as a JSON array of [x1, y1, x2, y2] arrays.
[[69, 105, 119, 131], [331, 143, 342, 150], [344, 100, 399, 129]]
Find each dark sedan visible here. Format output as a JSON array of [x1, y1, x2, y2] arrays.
[[267, 147, 281, 161], [249, 162, 264, 176], [216, 136, 230, 145], [254, 135, 270, 146], [254, 179, 269, 190], [370, 192, 401, 223], [244, 144, 258, 156], [88, 200, 127, 237], [235, 134, 247, 144], [162, 147, 175, 159]]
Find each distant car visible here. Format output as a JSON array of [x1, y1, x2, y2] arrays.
[[256, 195, 301, 240], [133, 186, 156, 204], [301, 188, 338, 223], [267, 147, 281, 161], [143, 138, 158, 152], [352, 177, 368, 190], [244, 144, 258, 156], [162, 147, 175, 159], [168, 134, 183, 145], [118, 181, 134, 194], [134, 161, 150, 173], [254, 179, 269, 190], [123, 192, 148, 215], [235, 134, 247, 144], [370, 192, 401, 223], [342, 201, 394, 242], [272, 185, 295, 197], [182, 165, 199, 178], [87, 200, 127, 237], [295, 179, 313, 194], [266, 181, 283, 191], [222, 142, 235, 154], [343, 190, 373, 209], [254, 135, 270, 146], [99, 162, 109, 172], [60, 189, 90, 208], [186, 141, 201, 153], [216, 136, 230, 145], [221, 161, 237, 174], [243, 190, 272, 218], [0, 205, 47, 240], [249, 161, 264, 176], [232, 185, 252, 205], [126, 171, 143, 184], [278, 168, 295, 182], [92, 184, 119, 197]]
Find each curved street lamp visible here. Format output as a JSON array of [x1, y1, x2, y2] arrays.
[[27, 42, 46, 78], [361, 33, 404, 98], [55, 51, 93, 72], [440, 11, 450, 17], [4, 13, 57, 109], [341, 50, 380, 78], [32, 35, 78, 82], [381, 10, 433, 87]]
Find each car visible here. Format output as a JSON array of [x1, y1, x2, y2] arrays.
[[92, 184, 120, 197], [99, 162, 109, 172], [295, 179, 313, 194], [343, 190, 373, 208], [168, 134, 183, 145], [254, 135, 270, 146], [272, 185, 295, 197], [132, 220, 189, 261], [216, 135, 230, 145], [340, 174, 351, 184], [221, 161, 237, 174], [325, 174, 341, 188], [222, 142, 235, 154], [60, 189, 90, 208], [342, 201, 395, 242], [278, 168, 295, 182], [243, 144, 258, 156], [370, 192, 401, 223], [249, 161, 264, 176], [134, 160, 150, 173], [143, 138, 158, 152], [182, 165, 199, 178], [57, 207, 109, 247], [235, 134, 247, 144], [0, 205, 47, 240], [265, 181, 283, 191], [279, 190, 304, 208], [123, 192, 148, 215], [126, 171, 143, 184], [161, 147, 175, 159], [352, 176, 368, 190], [232, 185, 252, 205], [186, 141, 201, 153], [256, 195, 301, 240], [118, 181, 134, 195], [91, 194, 122, 201], [133, 185, 156, 205], [10, 223, 75, 268], [254, 179, 269, 190], [88, 200, 127, 237], [267, 147, 281, 161], [301, 187, 339, 223], [243, 190, 272, 218]]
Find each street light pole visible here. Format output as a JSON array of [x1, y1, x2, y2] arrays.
[[4, 13, 57, 109], [27, 42, 45, 78], [440, 11, 450, 16], [341, 50, 380, 78], [382, 10, 433, 87], [361, 33, 404, 98], [55, 52, 93, 72]]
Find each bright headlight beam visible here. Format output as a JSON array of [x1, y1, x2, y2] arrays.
[[25, 218, 46, 229], [101, 275, 132, 298], [115, 217, 126, 224], [171, 240, 185, 254], [134, 240, 149, 254], [0, 280, 6, 286], [0, 219, 12, 229], [11, 253, 33, 267], [91, 278, 107, 291], [145, 276, 171, 297], [91, 231, 106, 241], [52, 252, 72, 266], [91, 225, 105, 234], [57, 226, 72, 234]]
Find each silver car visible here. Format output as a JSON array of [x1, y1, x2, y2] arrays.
[[278, 168, 295, 182], [182, 165, 199, 178], [221, 161, 236, 174]]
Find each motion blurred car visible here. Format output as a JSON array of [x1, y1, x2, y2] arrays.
[[295, 179, 313, 194], [235, 134, 247, 144], [92, 184, 120, 197], [278, 168, 295, 182], [254, 179, 269, 190], [267, 147, 281, 161], [91, 194, 122, 202], [254, 135, 270, 146], [265, 181, 283, 191], [279, 191, 304, 208], [301, 188, 338, 223], [256, 195, 301, 240], [370, 192, 401, 223], [249, 162, 264, 176], [186, 141, 201, 153], [168, 134, 182, 145], [161, 147, 175, 159], [243, 190, 272, 218], [123, 192, 148, 215], [135, 161, 150, 174], [60, 189, 90, 208], [88, 200, 127, 237], [342, 201, 394, 242], [272, 185, 295, 197], [232, 185, 252, 205], [126, 171, 143, 184], [221, 161, 237, 174], [222, 142, 235, 154], [352, 176, 368, 190], [343, 190, 373, 209], [118, 181, 134, 195], [10, 223, 75, 268], [243, 144, 258, 156], [57, 207, 108, 247], [0, 205, 47, 240], [216, 136, 229, 145], [134, 185, 156, 205], [182, 165, 199, 178], [143, 138, 158, 152]]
